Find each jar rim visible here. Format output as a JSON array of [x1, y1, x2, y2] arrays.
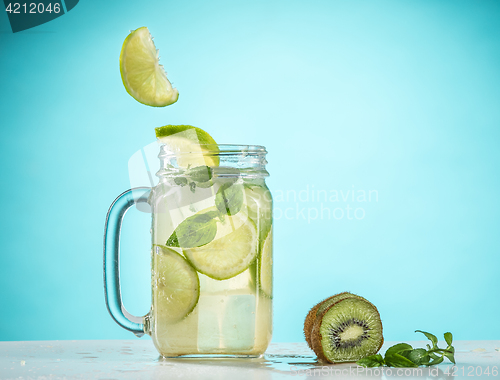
[[159, 144, 267, 155], [157, 143, 269, 178]]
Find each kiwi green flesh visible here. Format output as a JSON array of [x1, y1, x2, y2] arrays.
[[315, 293, 367, 318], [304, 292, 367, 350], [317, 298, 383, 363], [304, 293, 350, 350]]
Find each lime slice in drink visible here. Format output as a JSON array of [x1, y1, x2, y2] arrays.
[[154, 245, 200, 322], [183, 213, 258, 280], [260, 228, 273, 298], [242, 183, 272, 291], [244, 183, 272, 241], [120, 27, 179, 107], [155, 125, 219, 167]]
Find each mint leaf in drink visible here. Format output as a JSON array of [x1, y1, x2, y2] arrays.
[[186, 165, 212, 183], [189, 182, 196, 193], [204, 210, 220, 219], [196, 179, 214, 188], [166, 231, 179, 247], [174, 177, 188, 186], [243, 183, 259, 190], [166, 213, 217, 248], [215, 183, 244, 216]]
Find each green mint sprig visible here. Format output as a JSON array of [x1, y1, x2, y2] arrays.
[[356, 331, 455, 368]]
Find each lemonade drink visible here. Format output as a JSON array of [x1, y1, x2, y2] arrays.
[[147, 143, 272, 357], [106, 28, 273, 357]]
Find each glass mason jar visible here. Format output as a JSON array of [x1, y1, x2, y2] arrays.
[[104, 144, 272, 357]]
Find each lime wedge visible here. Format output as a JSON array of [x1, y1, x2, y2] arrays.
[[120, 27, 179, 107], [260, 228, 273, 298], [155, 125, 219, 167], [183, 213, 258, 280], [154, 245, 200, 322]]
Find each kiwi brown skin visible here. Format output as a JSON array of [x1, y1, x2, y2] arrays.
[[311, 298, 384, 363], [304, 297, 333, 350], [303, 292, 367, 350], [311, 320, 330, 362]]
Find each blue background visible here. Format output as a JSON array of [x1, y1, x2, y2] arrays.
[[1, 0, 499, 343]]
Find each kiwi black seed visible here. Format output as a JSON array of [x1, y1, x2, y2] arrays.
[[311, 297, 383, 363], [303, 292, 368, 350]]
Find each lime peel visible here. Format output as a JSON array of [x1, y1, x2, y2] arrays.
[[155, 125, 220, 167], [260, 228, 273, 298]]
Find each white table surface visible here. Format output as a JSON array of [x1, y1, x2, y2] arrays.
[[1, 340, 499, 379]]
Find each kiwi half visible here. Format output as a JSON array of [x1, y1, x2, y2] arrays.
[[311, 297, 383, 363], [303, 292, 368, 350]]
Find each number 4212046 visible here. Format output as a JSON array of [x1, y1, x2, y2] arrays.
[[445, 366, 498, 377], [5, 3, 61, 14]]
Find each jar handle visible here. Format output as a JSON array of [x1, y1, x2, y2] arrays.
[[103, 187, 151, 337]]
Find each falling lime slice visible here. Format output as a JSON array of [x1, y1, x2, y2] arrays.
[[155, 125, 219, 167], [154, 245, 200, 323], [260, 228, 273, 298], [183, 213, 258, 280], [120, 27, 179, 107]]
